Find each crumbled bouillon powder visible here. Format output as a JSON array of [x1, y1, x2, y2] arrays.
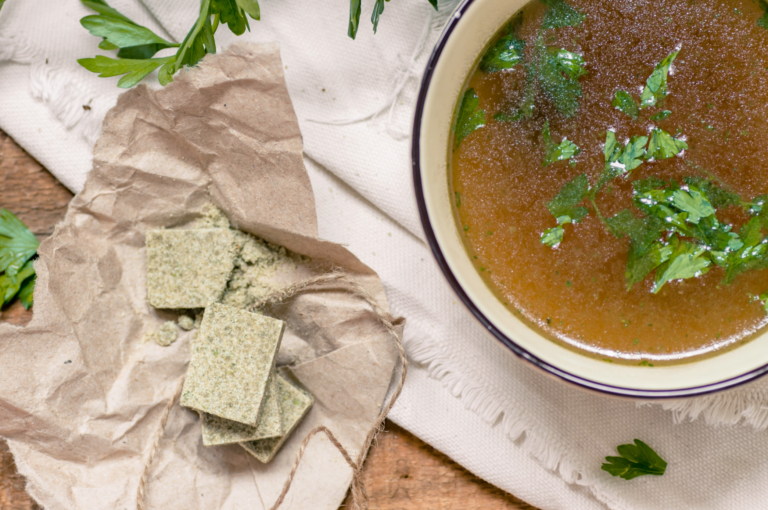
[[148, 321, 179, 347], [221, 230, 296, 309], [178, 315, 195, 331], [193, 204, 297, 310]]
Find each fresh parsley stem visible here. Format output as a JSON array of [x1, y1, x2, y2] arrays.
[[175, 0, 212, 73], [212, 12, 220, 34]]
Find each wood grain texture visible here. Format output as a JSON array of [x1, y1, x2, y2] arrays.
[[0, 130, 535, 510]]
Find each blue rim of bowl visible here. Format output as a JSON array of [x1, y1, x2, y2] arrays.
[[410, 0, 768, 398]]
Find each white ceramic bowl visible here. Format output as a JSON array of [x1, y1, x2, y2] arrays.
[[411, 0, 768, 397]]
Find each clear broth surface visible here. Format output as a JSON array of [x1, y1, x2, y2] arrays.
[[451, 0, 768, 362]]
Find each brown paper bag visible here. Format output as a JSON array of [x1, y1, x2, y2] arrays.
[[0, 42, 399, 510]]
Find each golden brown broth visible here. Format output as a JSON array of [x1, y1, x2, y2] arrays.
[[451, 0, 768, 362]]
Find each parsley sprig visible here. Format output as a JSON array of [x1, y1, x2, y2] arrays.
[[0, 210, 38, 310], [80, 0, 435, 88], [602, 439, 667, 480]]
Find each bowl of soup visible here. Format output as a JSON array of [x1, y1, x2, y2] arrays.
[[412, 0, 768, 396]]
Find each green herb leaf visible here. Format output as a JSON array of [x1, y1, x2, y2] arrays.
[[480, 33, 525, 73], [682, 177, 741, 209], [371, 0, 386, 34], [540, 0, 585, 29], [539, 47, 586, 117], [455, 89, 486, 149], [669, 187, 715, 224], [541, 226, 564, 247], [18, 275, 35, 310], [77, 55, 175, 88], [602, 439, 667, 480], [80, 14, 178, 58], [612, 90, 639, 120], [626, 240, 673, 290], [650, 110, 672, 122], [0, 260, 35, 307], [758, 0, 768, 30], [595, 133, 647, 192], [646, 128, 687, 160], [455, 191, 462, 208], [81, 0, 134, 23], [349, 0, 362, 39], [641, 50, 679, 108], [0, 209, 39, 277], [652, 236, 711, 293], [632, 177, 668, 194], [542, 121, 580, 166], [721, 217, 768, 283], [211, 0, 250, 36], [547, 174, 590, 222]]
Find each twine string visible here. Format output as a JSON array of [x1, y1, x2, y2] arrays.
[[136, 271, 407, 510]]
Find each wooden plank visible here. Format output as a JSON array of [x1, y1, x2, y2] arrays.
[[0, 130, 535, 510]]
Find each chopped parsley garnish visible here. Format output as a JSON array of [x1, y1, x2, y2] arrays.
[[612, 90, 639, 120], [650, 110, 672, 122], [758, 0, 768, 30], [546, 174, 590, 225], [540, 0, 586, 29], [542, 121, 580, 166], [454, 89, 486, 149], [641, 50, 679, 108], [541, 226, 564, 247], [539, 47, 587, 118], [480, 15, 526, 73], [646, 128, 687, 160], [602, 439, 667, 480], [0, 210, 38, 310]]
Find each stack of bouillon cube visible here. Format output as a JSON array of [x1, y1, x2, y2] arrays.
[[146, 227, 313, 462]]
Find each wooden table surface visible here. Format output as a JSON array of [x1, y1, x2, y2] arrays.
[[0, 131, 536, 510]]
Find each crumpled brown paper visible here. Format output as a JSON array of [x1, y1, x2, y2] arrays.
[[0, 42, 400, 510]]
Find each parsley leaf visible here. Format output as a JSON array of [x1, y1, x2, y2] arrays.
[[541, 226, 564, 247], [650, 110, 672, 122], [454, 89, 486, 149], [540, 0, 585, 29], [18, 274, 35, 310], [371, 0, 386, 34], [80, 5, 178, 60], [633, 177, 668, 194], [77, 55, 175, 88], [626, 240, 673, 290], [607, 210, 669, 289], [646, 128, 687, 160], [669, 187, 715, 224], [542, 121, 580, 166], [595, 133, 648, 192], [641, 50, 679, 108], [682, 177, 741, 209], [721, 217, 768, 283], [480, 16, 526, 73], [539, 47, 587, 117], [652, 236, 711, 293], [612, 90, 639, 120], [0, 260, 35, 308], [0, 210, 38, 309], [546, 174, 590, 222], [758, 0, 768, 30], [0, 209, 40, 278], [602, 439, 667, 480]]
